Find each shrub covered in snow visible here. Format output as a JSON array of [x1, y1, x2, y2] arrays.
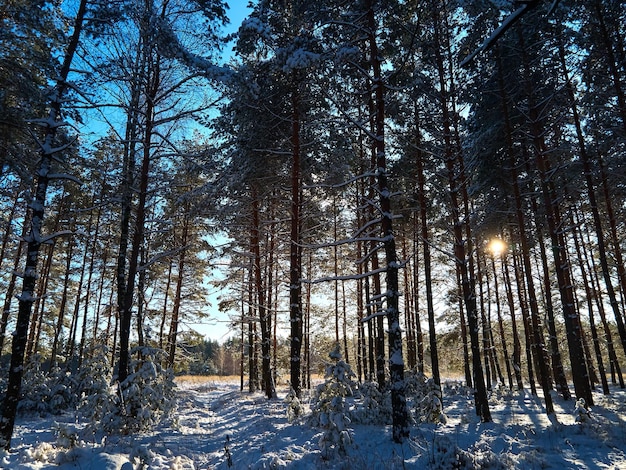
[[285, 386, 303, 422], [308, 343, 356, 459], [405, 369, 446, 424], [90, 347, 177, 435], [76, 345, 116, 432], [351, 379, 392, 425], [18, 358, 77, 414], [574, 397, 591, 424], [427, 435, 510, 469], [116, 347, 176, 433]]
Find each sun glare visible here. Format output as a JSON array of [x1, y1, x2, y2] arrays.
[[488, 238, 507, 257]]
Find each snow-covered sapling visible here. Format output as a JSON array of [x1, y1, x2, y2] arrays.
[[352, 379, 392, 425], [285, 386, 303, 422], [574, 397, 591, 424], [309, 343, 356, 459], [405, 369, 446, 424]]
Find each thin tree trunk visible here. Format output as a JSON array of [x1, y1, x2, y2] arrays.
[[167, 213, 189, 367], [50, 237, 74, 369], [519, 30, 592, 405], [159, 260, 173, 350], [580, 206, 625, 388], [0, 190, 19, 273], [251, 186, 275, 399], [247, 265, 258, 393], [502, 253, 523, 390], [0, 237, 25, 354], [414, 113, 440, 388], [433, 0, 490, 421], [289, 79, 303, 397], [78, 199, 101, 366], [490, 253, 513, 389], [366, 0, 408, 440], [477, 251, 492, 391], [557, 33, 626, 362], [513, 250, 537, 396], [118, 80, 155, 385], [571, 211, 609, 394]]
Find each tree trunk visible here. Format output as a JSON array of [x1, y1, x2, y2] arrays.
[[432, 0, 490, 421], [513, 250, 537, 396], [366, 0, 408, 441], [168, 213, 189, 367], [289, 79, 303, 397], [118, 85, 154, 385], [571, 211, 610, 394], [502, 253, 523, 390], [78, 199, 101, 367], [159, 260, 173, 350], [50, 237, 74, 369], [251, 186, 275, 399], [557, 33, 626, 361], [490, 254, 513, 390], [0, 237, 25, 355]]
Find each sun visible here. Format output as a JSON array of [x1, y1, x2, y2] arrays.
[[487, 238, 507, 257]]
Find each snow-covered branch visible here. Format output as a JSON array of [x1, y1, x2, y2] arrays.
[[302, 266, 388, 285]]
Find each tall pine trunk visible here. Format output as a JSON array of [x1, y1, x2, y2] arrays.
[[289, 76, 303, 397], [366, 0, 408, 441], [432, 0, 490, 422]]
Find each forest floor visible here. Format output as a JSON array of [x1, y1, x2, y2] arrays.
[[2, 375, 625, 469]]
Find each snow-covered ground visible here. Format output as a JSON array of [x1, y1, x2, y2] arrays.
[[2, 376, 625, 469]]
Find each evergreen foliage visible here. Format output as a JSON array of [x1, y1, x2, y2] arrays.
[[113, 347, 177, 434], [309, 344, 356, 459]]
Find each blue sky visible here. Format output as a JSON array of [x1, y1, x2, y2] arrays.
[[225, 1, 253, 37]]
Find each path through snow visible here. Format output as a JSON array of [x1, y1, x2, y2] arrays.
[[2, 378, 625, 469]]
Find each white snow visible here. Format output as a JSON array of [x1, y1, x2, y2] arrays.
[[1, 377, 625, 469]]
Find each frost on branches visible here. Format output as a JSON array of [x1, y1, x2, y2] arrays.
[[308, 344, 357, 459]]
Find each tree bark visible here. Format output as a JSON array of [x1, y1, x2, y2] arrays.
[[168, 213, 189, 367], [432, 0, 490, 421], [289, 78, 303, 397], [366, 0, 408, 441]]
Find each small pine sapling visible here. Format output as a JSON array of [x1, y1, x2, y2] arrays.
[[309, 343, 357, 459], [285, 386, 303, 422], [117, 347, 177, 433], [421, 378, 446, 424], [574, 397, 591, 424], [352, 380, 392, 425], [77, 345, 115, 431], [406, 369, 446, 424]]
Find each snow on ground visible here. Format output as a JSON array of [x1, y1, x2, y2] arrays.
[[1, 377, 625, 469]]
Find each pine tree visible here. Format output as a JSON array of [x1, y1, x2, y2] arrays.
[[0, 0, 88, 450]]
